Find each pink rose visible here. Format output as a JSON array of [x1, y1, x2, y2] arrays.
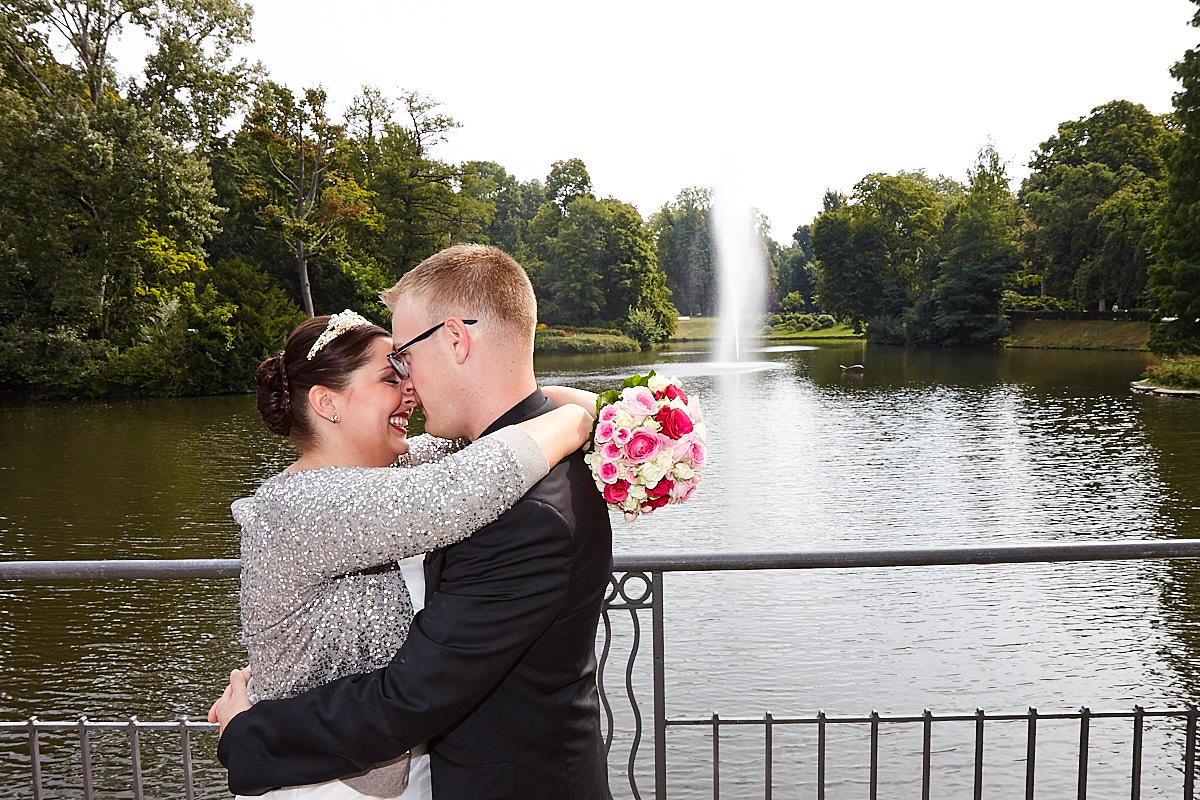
[[671, 476, 700, 502], [598, 460, 620, 484], [612, 427, 633, 447], [599, 404, 617, 422], [601, 441, 622, 461], [624, 428, 662, 464], [594, 420, 616, 444], [687, 395, 704, 424], [604, 479, 630, 503], [621, 387, 658, 417], [654, 406, 694, 439], [672, 433, 706, 469]]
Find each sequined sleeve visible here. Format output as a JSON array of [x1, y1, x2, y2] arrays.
[[395, 434, 469, 467], [234, 427, 548, 581]]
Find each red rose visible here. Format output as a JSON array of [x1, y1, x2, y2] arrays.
[[654, 384, 689, 404], [604, 480, 630, 504], [654, 406, 694, 439], [646, 479, 673, 499], [644, 494, 671, 510]]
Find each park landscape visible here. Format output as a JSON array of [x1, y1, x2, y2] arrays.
[[2, 1, 1200, 797]]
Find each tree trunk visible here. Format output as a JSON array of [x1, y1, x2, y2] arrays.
[[297, 241, 314, 316]]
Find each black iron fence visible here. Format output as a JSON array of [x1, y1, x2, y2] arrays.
[[2, 539, 1199, 800]]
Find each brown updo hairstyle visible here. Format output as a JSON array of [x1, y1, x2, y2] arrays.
[[255, 315, 389, 447]]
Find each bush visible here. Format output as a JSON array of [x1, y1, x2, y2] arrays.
[[534, 328, 640, 353], [1141, 356, 1200, 389], [1000, 291, 1085, 314], [623, 308, 666, 347], [815, 314, 836, 329]]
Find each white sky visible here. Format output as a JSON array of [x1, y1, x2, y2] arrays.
[[123, 0, 1200, 241]]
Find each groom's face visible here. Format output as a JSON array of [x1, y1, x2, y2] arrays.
[[389, 298, 460, 439]]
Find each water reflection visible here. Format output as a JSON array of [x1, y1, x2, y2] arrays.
[[0, 341, 1196, 797]]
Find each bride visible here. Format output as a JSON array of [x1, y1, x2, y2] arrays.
[[218, 310, 594, 799]]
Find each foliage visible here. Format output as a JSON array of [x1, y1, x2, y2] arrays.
[[530, 175, 676, 337], [1020, 101, 1169, 309], [1151, 0, 1200, 355], [1000, 291, 1085, 314], [811, 171, 952, 339], [1141, 357, 1200, 389], [650, 188, 714, 316], [930, 146, 1018, 347], [533, 328, 640, 353], [623, 308, 666, 346]]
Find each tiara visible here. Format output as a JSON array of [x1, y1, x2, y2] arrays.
[[307, 310, 374, 360]]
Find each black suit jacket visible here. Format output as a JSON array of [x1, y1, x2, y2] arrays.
[[219, 390, 614, 800]]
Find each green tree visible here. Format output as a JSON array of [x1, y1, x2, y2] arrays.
[[529, 177, 676, 339], [1020, 100, 1169, 308], [931, 146, 1019, 347], [811, 172, 949, 339], [1152, 1, 1200, 354], [650, 187, 714, 316], [244, 83, 378, 316]]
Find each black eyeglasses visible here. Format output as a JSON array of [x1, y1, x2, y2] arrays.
[[386, 319, 477, 379]]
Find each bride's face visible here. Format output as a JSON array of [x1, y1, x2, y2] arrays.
[[333, 337, 418, 467]]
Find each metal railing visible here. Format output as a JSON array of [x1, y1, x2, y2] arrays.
[[2, 539, 1199, 800]]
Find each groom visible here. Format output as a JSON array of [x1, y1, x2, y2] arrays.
[[214, 244, 614, 799]]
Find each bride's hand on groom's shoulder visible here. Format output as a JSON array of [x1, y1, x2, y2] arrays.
[[208, 666, 253, 736]]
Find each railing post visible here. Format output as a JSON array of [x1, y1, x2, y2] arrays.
[[764, 711, 772, 800], [974, 708, 985, 800], [817, 709, 826, 800], [922, 709, 932, 800], [1027, 707, 1037, 800], [128, 716, 143, 800], [1185, 703, 1197, 800], [652, 570, 666, 800], [27, 716, 42, 800], [870, 710, 880, 800], [711, 712, 720, 800], [180, 716, 196, 800], [78, 716, 94, 800], [1131, 705, 1143, 800], [1079, 706, 1091, 800]]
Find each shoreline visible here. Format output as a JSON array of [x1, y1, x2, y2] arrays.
[[1129, 379, 1200, 398]]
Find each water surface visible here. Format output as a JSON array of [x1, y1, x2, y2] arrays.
[[1, 342, 1197, 797]]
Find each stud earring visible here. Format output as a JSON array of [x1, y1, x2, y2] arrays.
[[331, 415, 339, 423]]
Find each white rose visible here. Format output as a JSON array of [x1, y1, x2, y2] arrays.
[[648, 374, 671, 393]]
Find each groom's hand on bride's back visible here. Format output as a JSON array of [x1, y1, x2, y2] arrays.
[[208, 666, 253, 736]]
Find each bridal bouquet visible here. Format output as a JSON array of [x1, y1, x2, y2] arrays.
[[584, 372, 707, 521]]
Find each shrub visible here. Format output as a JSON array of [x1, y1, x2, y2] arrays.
[[1141, 356, 1200, 389], [815, 314, 836, 329], [623, 308, 666, 347], [534, 328, 640, 353]]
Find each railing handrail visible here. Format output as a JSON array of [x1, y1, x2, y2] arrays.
[[2, 539, 1199, 580]]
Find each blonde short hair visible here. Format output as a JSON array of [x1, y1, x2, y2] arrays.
[[381, 245, 537, 342]]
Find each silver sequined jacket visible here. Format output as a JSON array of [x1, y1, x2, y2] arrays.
[[232, 427, 548, 706]]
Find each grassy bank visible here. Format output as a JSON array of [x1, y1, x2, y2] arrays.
[[1004, 319, 1150, 351]]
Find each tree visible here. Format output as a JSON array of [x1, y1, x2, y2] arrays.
[[545, 158, 592, 213], [1152, 1, 1200, 354], [811, 172, 949, 339], [529, 179, 676, 339], [245, 84, 377, 316], [931, 145, 1019, 347], [1020, 100, 1169, 307], [460, 161, 545, 259], [650, 188, 714, 316]]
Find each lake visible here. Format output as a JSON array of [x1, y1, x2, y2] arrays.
[[1, 340, 1197, 798]]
